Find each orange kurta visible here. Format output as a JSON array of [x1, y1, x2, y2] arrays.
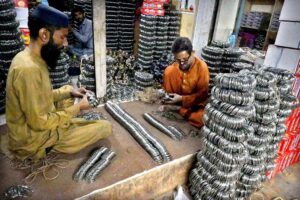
[[163, 56, 209, 127]]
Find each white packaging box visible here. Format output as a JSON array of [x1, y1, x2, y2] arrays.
[[264, 45, 300, 73], [275, 22, 300, 49], [15, 7, 28, 28], [279, 0, 300, 21]]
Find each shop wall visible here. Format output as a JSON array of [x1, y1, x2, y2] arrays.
[[213, 0, 240, 41], [179, 13, 196, 39], [192, 0, 216, 57], [172, 0, 198, 40]]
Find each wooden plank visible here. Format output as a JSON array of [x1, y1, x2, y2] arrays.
[[93, 0, 106, 97], [76, 154, 195, 200]]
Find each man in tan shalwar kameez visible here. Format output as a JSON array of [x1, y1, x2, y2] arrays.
[[5, 5, 111, 161]]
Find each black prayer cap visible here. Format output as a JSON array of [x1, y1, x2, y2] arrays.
[[31, 4, 69, 27]]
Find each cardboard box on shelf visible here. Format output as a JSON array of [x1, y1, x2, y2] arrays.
[[264, 45, 300, 73], [275, 22, 300, 49], [142, 2, 164, 9], [144, 0, 170, 4], [279, 0, 300, 22], [141, 8, 165, 16]]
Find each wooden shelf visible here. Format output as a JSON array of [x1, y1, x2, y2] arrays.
[[241, 26, 268, 31], [239, 0, 284, 51]]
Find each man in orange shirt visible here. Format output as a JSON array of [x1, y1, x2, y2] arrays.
[[163, 37, 209, 127]]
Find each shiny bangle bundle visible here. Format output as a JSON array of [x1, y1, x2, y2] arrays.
[[202, 126, 245, 154], [211, 40, 230, 48], [210, 98, 255, 117], [0, 1, 25, 77], [239, 174, 262, 187], [255, 112, 278, 124], [205, 103, 247, 129], [223, 48, 245, 57], [49, 52, 70, 89], [214, 73, 257, 92], [0, 90, 5, 113], [200, 151, 239, 173], [203, 115, 252, 143], [221, 48, 245, 73], [76, 111, 105, 121], [106, 84, 137, 103], [0, 20, 19, 30], [105, 102, 171, 163], [275, 124, 287, 136], [143, 113, 184, 140], [201, 52, 223, 62], [85, 150, 116, 183], [236, 67, 281, 199], [106, 1, 135, 53], [0, 29, 21, 40], [73, 147, 116, 183], [4, 185, 33, 199], [134, 71, 154, 90], [263, 67, 295, 85], [247, 133, 271, 147], [251, 122, 277, 136], [232, 62, 254, 73], [211, 87, 255, 106], [80, 76, 95, 90], [137, 15, 155, 70], [197, 154, 240, 182], [0, 0, 14, 10], [73, 147, 108, 182], [86, 91, 99, 108], [201, 46, 223, 92], [255, 71, 277, 87], [0, 38, 23, 51], [241, 164, 264, 175], [189, 72, 257, 200], [254, 86, 277, 101], [280, 94, 299, 109]]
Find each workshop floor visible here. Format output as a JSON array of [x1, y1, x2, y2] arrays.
[[0, 101, 299, 200], [0, 101, 203, 200], [155, 163, 300, 200]]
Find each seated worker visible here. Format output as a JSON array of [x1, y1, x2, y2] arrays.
[[163, 37, 209, 128], [5, 5, 111, 161], [69, 6, 93, 58]]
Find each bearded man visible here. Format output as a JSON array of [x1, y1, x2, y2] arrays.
[[163, 37, 210, 128], [5, 5, 111, 161], [69, 6, 93, 58]]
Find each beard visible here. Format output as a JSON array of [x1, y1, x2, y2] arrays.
[[41, 38, 62, 70], [179, 63, 191, 71]]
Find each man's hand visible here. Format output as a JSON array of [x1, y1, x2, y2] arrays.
[[164, 93, 182, 104], [79, 95, 90, 110], [158, 105, 181, 112], [71, 87, 87, 98]]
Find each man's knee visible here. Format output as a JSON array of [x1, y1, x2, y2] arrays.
[[96, 120, 112, 138]]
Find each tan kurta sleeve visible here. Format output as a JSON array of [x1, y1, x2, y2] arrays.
[[52, 85, 73, 102], [13, 68, 80, 131]]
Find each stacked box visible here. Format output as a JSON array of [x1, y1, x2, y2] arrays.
[[241, 12, 271, 30]]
